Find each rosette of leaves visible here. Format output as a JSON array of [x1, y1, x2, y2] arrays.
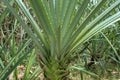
[[2, 0, 120, 79]]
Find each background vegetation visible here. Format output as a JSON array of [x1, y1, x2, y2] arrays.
[[0, 0, 120, 80]]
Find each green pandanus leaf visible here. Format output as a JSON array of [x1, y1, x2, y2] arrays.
[[3, 0, 120, 79]]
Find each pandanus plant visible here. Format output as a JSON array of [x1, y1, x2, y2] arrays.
[[3, 0, 120, 79]]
